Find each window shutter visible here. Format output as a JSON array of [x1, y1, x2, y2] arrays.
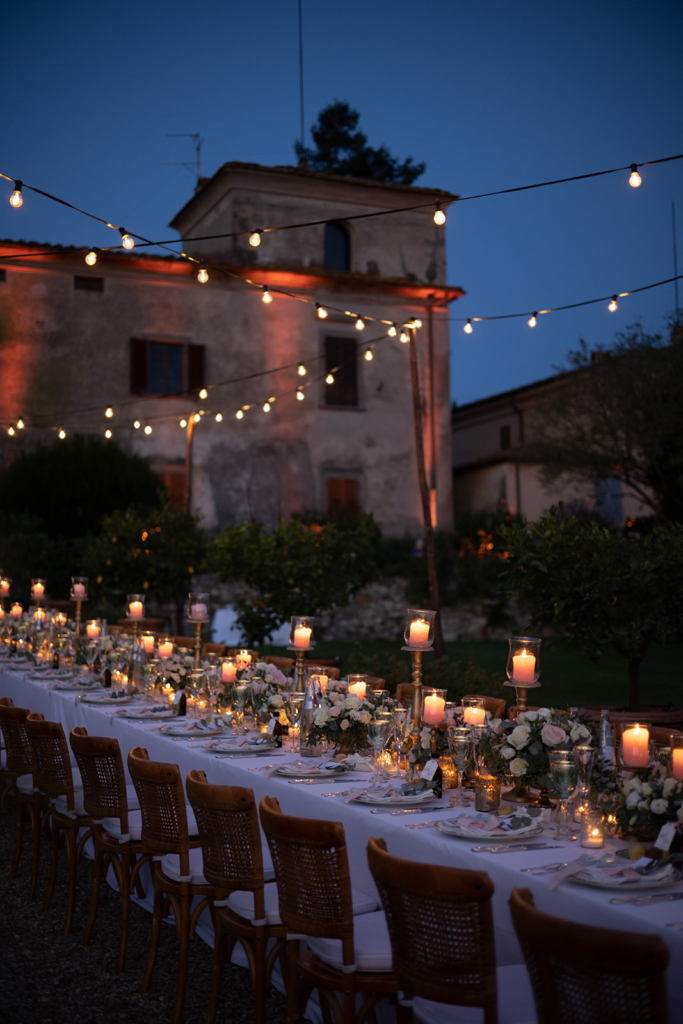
[[130, 339, 147, 394], [188, 344, 206, 393]]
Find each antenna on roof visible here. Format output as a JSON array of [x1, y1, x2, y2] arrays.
[[163, 134, 204, 188]]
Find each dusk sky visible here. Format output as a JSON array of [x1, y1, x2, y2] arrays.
[[1, 0, 681, 404]]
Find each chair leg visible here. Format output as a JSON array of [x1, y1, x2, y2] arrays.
[[9, 798, 26, 879], [118, 850, 131, 974], [82, 847, 105, 947], [43, 817, 60, 912], [63, 825, 78, 936], [205, 909, 226, 1024], [172, 883, 191, 1024], [253, 928, 266, 1024], [140, 874, 164, 993], [285, 939, 301, 1024], [0, 778, 12, 810], [27, 801, 42, 902]]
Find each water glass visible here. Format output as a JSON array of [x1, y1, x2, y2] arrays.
[[448, 729, 472, 806], [549, 750, 579, 842]]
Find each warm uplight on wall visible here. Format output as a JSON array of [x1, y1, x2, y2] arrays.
[[316, 304, 328, 319], [236, 409, 244, 419], [355, 317, 365, 331], [388, 325, 397, 337], [144, 424, 152, 435], [85, 250, 98, 266], [326, 373, 335, 385], [134, 420, 141, 430], [197, 265, 209, 284], [608, 296, 618, 312], [365, 349, 373, 361], [58, 428, 66, 439], [262, 286, 272, 304], [528, 313, 538, 328], [105, 407, 113, 418], [464, 319, 473, 334], [433, 202, 446, 225], [629, 164, 642, 188], [9, 181, 23, 208], [298, 364, 306, 376], [105, 429, 112, 439], [199, 389, 208, 400], [119, 229, 135, 249], [249, 232, 261, 247], [296, 390, 304, 401], [180, 418, 187, 428], [215, 412, 223, 422]]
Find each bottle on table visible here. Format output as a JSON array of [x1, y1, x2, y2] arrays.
[[173, 685, 187, 717], [599, 710, 614, 764], [52, 647, 59, 670], [102, 666, 112, 688], [268, 712, 283, 748]]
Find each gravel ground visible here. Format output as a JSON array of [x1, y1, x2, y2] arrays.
[[0, 793, 293, 1024]]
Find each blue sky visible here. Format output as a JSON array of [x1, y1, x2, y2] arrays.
[[1, 0, 681, 404]]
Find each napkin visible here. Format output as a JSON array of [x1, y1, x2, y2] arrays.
[[547, 854, 675, 890], [343, 786, 373, 803]]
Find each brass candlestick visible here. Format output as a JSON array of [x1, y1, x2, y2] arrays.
[[504, 681, 542, 717], [287, 646, 313, 692], [193, 621, 202, 669], [401, 645, 434, 732], [74, 599, 84, 651]]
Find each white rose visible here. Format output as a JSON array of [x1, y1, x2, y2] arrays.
[[518, 711, 538, 724], [489, 718, 502, 732], [256, 661, 268, 670], [622, 777, 642, 796], [640, 783, 654, 797], [662, 778, 678, 799], [650, 799, 669, 816], [637, 799, 651, 812], [344, 695, 361, 711], [349, 710, 361, 721], [500, 746, 516, 760], [509, 758, 528, 777], [314, 708, 330, 726], [359, 710, 372, 725], [536, 708, 552, 721], [677, 805, 683, 823], [570, 724, 591, 744], [509, 725, 531, 750], [269, 694, 283, 709], [625, 791, 641, 808]]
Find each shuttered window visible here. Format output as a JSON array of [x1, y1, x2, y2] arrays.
[[326, 477, 361, 515], [324, 336, 358, 407], [130, 340, 205, 396]]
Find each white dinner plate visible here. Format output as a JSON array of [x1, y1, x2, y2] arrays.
[[273, 762, 350, 779], [118, 708, 177, 720], [564, 865, 682, 891], [209, 738, 278, 751], [80, 693, 135, 705], [353, 788, 438, 807], [159, 723, 224, 737], [435, 819, 544, 841]]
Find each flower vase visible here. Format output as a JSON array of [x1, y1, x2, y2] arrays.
[[506, 779, 535, 803], [335, 728, 366, 757]]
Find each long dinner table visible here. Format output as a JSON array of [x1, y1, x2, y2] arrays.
[[4, 663, 683, 1022]]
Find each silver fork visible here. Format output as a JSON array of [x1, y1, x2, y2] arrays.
[[520, 862, 566, 874]]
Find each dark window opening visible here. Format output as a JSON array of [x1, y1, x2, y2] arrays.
[[324, 336, 358, 407], [130, 339, 205, 396], [0, 269, 6, 283], [327, 477, 360, 516], [500, 425, 511, 450], [324, 223, 350, 271], [74, 275, 104, 292]]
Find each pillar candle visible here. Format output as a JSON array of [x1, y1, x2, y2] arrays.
[[348, 680, 367, 699], [315, 674, 329, 695], [236, 650, 251, 668], [128, 600, 144, 620], [409, 619, 430, 646], [463, 706, 486, 726], [512, 649, 536, 683], [10, 603, 22, 619], [0, 580, 9, 595], [0, 608, 5, 620], [33, 608, 45, 624], [190, 603, 207, 621], [158, 640, 174, 659], [293, 625, 312, 648], [423, 692, 446, 725], [86, 621, 101, 640], [31, 583, 45, 599], [72, 583, 86, 599], [222, 660, 237, 683], [672, 749, 683, 781], [621, 725, 649, 767], [141, 633, 155, 655]]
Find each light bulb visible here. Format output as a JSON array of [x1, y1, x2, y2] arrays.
[[249, 232, 261, 247], [413, 319, 422, 328], [7, 426, 14, 436], [133, 420, 141, 429], [17, 418, 24, 429], [215, 412, 223, 422], [105, 406, 113, 418], [105, 429, 112, 439], [326, 373, 334, 385], [608, 296, 618, 312], [199, 388, 208, 400], [263, 402, 270, 412], [399, 331, 409, 343], [85, 249, 98, 266], [119, 229, 134, 249], [197, 265, 209, 284], [298, 364, 306, 376], [262, 286, 272, 304], [180, 418, 187, 428], [296, 390, 304, 401], [629, 164, 642, 188], [9, 180, 23, 208], [433, 202, 446, 226], [144, 424, 152, 435], [365, 349, 373, 361], [194, 413, 200, 423], [355, 317, 365, 331], [388, 325, 397, 337], [236, 409, 244, 419], [316, 304, 328, 319], [58, 428, 66, 439], [464, 319, 473, 334], [528, 313, 537, 328]]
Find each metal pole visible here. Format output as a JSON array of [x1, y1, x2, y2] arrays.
[[184, 414, 195, 514], [298, 0, 305, 151], [673, 201, 680, 321]]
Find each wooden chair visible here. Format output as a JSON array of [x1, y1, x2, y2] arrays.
[[264, 655, 294, 671], [0, 695, 15, 808], [186, 770, 286, 1024], [25, 713, 95, 934], [117, 618, 167, 634], [367, 837, 536, 1024], [510, 887, 669, 1024], [0, 702, 44, 900], [127, 746, 213, 1024], [304, 654, 342, 671], [172, 635, 196, 651], [69, 728, 149, 972], [259, 795, 391, 1024], [202, 642, 227, 659]]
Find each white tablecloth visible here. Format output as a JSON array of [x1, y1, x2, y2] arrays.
[[4, 663, 683, 1022]]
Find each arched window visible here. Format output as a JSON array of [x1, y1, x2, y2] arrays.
[[324, 222, 350, 271]]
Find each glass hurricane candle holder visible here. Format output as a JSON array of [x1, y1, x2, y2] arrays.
[[141, 632, 155, 656], [86, 619, 101, 640], [70, 577, 88, 601], [236, 649, 252, 670], [289, 616, 315, 649], [475, 774, 501, 812], [158, 637, 174, 659], [307, 665, 329, 695], [620, 723, 650, 768], [580, 811, 605, 849], [0, 576, 10, 597], [222, 658, 237, 684], [671, 735, 683, 781], [188, 592, 209, 623], [32, 607, 46, 626], [10, 603, 23, 619], [127, 594, 145, 620], [31, 579, 46, 601], [404, 609, 436, 649], [422, 689, 446, 726], [347, 674, 368, 699], [506, 636, 541, 685], [461, 696, 486, 726]]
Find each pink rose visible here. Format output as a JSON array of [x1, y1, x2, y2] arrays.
[[328, 705, 341, 717], [340, 719, 350, 731], [541, 724, 566, 747], [446, 716, 456, 729]]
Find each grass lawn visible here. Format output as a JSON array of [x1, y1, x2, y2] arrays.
[[261, 639, 683, 710]]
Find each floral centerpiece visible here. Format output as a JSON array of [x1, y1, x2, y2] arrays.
[[477, 708, 594, 788], [242, 661, 289, 718], [306, 691, 376, 753], [163, 652, 195, 689], [597, 763, 683, 839]]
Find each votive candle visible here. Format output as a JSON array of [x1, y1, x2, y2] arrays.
[[622, 724, 649, 768], [31, 582, 45, 599], [190, 602, 207, 621], [512, 649, 536, 683], [222, 660, 237, 683], [463, 706, 486, 726], [141, 633, 155, 655], [348, 679, 367, 699], [158, 640, 174, 659], [10, 603, 22, 619], [293, 625, 312, 648], [86, 620, 101, 640], [408, 619, 430, 647], [580, 813, 605, 849], [72, 583, 87, 599], [423, 691, 446, 725], [236, 650, 252, 669], [128, 600, 144, 620]]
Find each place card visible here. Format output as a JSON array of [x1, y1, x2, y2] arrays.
[[421, 759, 439, 782], [655, 822, 677, 851], [266, 718, 277, 735]]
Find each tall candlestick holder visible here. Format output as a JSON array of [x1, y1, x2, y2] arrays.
[[70, 577, 88, 651], [188, 592, 210, 669], [288, 615, 316, 692], [402, 609, 437, 734], [504, 636, 542, 717], [126, 593, 146, 642]]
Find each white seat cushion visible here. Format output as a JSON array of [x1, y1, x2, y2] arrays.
[[161, 846, 209, 885], [16, 773, 39, 795], [228, 885, 377, 929], [412, 964, 536, 1024], [102, 809, 143, 842], [262, 845, 275, 882], [307, 910, 392, 972]]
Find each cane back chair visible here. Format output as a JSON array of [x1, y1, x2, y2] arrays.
[[0, 701, 45, 900]]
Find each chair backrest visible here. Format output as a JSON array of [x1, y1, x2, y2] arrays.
[[70, 728, 130, 830], [264, 656, 294, 670], [172, 635, 195, 651], [259, 795, 354, 963], [117, 618, 166, 634], [509, 887, 669, 1024], [508, 705, 540, 720], [186, 770, 265, 901], [25, 713, 78, 810], [0, 696, 14, 707], [462, 694, 507, 720], [367, 836, 497, 1011], [127, 746, 191, 859], [395, 683, 414, 707], [202, 642, 227, 659], [0, 704, 35, 776]]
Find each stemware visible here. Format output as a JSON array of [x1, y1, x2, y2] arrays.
[[447, 729, 472, 806], [367, 719, 392, 781], [549, 750, 579, 842], [232, 683, 250, 733], [284, 692, 305, 752]]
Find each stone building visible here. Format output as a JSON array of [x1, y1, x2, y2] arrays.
[[0, 161, 463, 536]]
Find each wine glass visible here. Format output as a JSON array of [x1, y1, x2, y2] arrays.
[[232, 683, 250, 734], [284, 693, 305, 753], [447, 729, 472, 806], [549, 750, 579, 842], [367, 719, 392, 781]]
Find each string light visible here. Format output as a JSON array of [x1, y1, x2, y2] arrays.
[[355, 317, 365, 331], [17, 418, 24, 429], [464, 319, 473, 334], [365, 349, 374, 361], [180, 418, 187, 428], [85, 249, 98, 266], [388, 325, 397, 337], [608, 295, 618, 312], [297, 364, 306, 376], [433, 202, 446, 225], [236, 409, 244, 419], [58, 428, 66, 439], [316, 304, 328, 319], [134, 420, 141, 430], [261, 286, 273, 304], [105, 429, 112, 439], [263, 402, 271, 412], [326, 373, 335, 385], [193, 413, 200, 423], [119, 228, 135, 250], [7, 426, 14, 436], [199, 388, 208, 400], [197, 264, 209, 284], [412, 319, 422, 328], [9, 181, 23, 208], [629, 164, 642, 188], [215, 412, 223, 422], [144, 424, 152, 435], [528, 312, 538, 328], [249, 232, 261, 247], [399, 331, 409, 343], [296, 390, 304, 401], [105, 406, 113, 418]]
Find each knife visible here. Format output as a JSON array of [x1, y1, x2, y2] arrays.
[[371, 807, 442, 816], [470, 843, 562, 854], [609, 892, 683, 906]]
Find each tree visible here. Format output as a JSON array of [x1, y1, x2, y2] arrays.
[[0, 435, 164, 540], [0, 512, 73, 604], [523, 320, 683, 523], [500, 510, 683, 711], [209, 512, 383, 646], [295, 101, 425, 184], [85, 504, 207, 631]]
